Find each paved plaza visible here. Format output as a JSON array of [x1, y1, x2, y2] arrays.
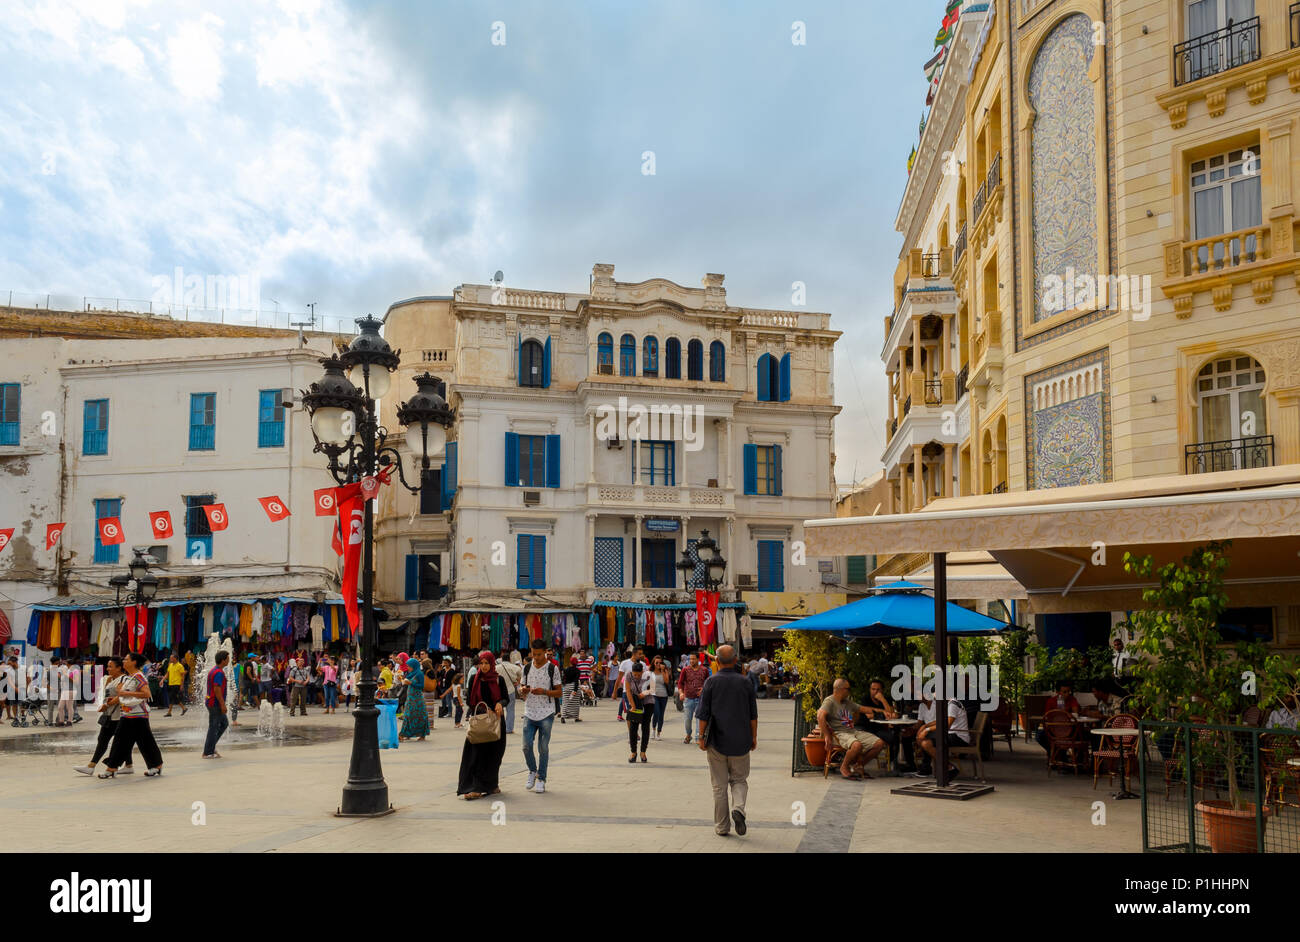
[[0, 699, 1142, 853]]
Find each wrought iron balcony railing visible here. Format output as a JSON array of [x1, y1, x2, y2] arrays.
[[921, 253, 943, 279], [1292, 1, 1300, 48], [956, 363, 969, 400], [991, 481, 1008, 495], [1174, 17, 1261, 87], [954, 225, 967, 267], [924, 379, 943, 405], [1185, 435, 1274, 474]]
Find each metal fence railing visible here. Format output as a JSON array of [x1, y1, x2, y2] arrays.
[[792, 693, 820, 775], [1139, 720, 1300, 853]]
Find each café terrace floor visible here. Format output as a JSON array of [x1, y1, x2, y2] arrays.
[[0, 698, 1143, 853]]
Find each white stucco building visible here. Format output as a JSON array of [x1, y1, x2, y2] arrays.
[[375, 264, 844, 640]]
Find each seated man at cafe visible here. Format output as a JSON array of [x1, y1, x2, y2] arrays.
[[913, 692, 971, 780], [817, 678, 886, 780], [1267, 694, 1300, 730], [856, 678, 917, 773], [1035, 682, 1081, 751], [1085, 679, 1123, 719]]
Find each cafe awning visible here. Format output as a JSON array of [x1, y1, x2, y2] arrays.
[[875, 551, 1027, 601], [805, 465, 1300, 614]]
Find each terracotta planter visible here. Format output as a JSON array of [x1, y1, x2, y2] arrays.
[[802, 734, 827, 767], [1196, 800, 1272, 853], [1018, 713, 1029, 735]]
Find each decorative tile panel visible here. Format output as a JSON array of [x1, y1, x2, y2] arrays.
[[1025, 348, 1111, 489]]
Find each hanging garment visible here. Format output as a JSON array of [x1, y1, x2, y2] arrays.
[[293, 604, 309, 640], [220, 603, 239, 638], [310, 614, 324, 650], [238, 604, 253, 639], [684, 610, 698, 647], [740, 614, 753, 650], [201, 605, 214, 640], [655, 610, 667, 649], [270, 600, 286, 636], [721, 608, 738, 645], [251, 602, 265, 636], [97, 616, 114, 650], [26, 611, 40, 645]]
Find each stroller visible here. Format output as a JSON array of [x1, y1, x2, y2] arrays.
[[13, 680, 51, 728], [579, 682, 597, 708]]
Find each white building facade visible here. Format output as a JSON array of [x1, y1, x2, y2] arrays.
[[376, 264, 842, 636]]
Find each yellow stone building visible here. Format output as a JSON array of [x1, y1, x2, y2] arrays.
[[837, 0, 1300, 649]]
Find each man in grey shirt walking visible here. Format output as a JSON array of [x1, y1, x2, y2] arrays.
[[696, 644, 758, 837]]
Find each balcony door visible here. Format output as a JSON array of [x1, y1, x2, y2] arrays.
[[1195, 355, 1269, 471]]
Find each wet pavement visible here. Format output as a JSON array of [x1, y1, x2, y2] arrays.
[[0, 717, 349, 755]]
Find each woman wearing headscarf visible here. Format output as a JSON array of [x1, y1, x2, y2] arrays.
[[74, 656, 134, 776], [398, 657, 430, 741], [560, 652, 582, 723], [98, 652, 163, 778], [456, 650, 508, 800]]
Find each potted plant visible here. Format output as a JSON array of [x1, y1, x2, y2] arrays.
[[994, 629, 1029, 730], [1123, 541, 1276, 853], [777, 629, 846, 766]]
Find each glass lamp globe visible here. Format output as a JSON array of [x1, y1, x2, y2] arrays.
[[405, 422, 446, 459], [311, 406, 352, 446], [348, 363, 391, 399]]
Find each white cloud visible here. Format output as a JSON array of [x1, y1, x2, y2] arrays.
[[165, 12, 225, 102]]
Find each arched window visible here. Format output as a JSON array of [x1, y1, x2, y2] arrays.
[[1193, 355, 1269, 472], [520, 339, 545, 388], [687, 339, 704, 381], [709, 341, 725, 382], [643, 336, 659, 375], [619, 334, 636, 376], [597, 332, 613, 373], [757, 353, 775, 401], [665, 338, 682, 379]]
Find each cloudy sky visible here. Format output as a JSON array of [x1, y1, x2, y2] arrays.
[[0, 0, 944, 484]]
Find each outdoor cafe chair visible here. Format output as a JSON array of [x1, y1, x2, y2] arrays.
[[1024, 694, 1051, 743], [1261, 733, 1300, 812], [950, 710, 990, 782], [1091, 713, 1138, 789], [990, 700, 1015, 753], [1043, 708, 1088, 776]]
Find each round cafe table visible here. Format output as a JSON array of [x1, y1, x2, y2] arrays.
[[864, 717, 920, 776], [1092, 727, 1140, 799], [1287, 758, 1300, 768]]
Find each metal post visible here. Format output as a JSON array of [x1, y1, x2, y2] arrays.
[[1138, 721, 1149, 851], [934, 552, 949, 787], [338, 397, 390, 816], [1252, 729, 1264, 853], [1185, 724, 1196, 852]]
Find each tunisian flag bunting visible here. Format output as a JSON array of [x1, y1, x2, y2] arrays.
[[148, 511, 174, 539], [696, 589, 720, 647], [98, 517, 125, 546], [313, 487, 337, 516], [0, 528, 12, 554], [333, 482, 365, 632], [45, 523, 66, 550], [259, 496, 291, 522], [202, 503, 230, 532]]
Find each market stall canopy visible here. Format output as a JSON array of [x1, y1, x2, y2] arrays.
[[805, 466, 1300, 614], [781, 581, 1009, 637]]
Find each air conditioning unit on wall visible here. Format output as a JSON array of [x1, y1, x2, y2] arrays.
[[523, 490, 541, 505], [736, 574, 755, 588]]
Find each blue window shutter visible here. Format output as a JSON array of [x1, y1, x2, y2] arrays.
[[773, 444, 783, 496], [543, 336, 552, 388], [533, 536, 546, 589], [517, 534, 530, 589], [757, 354, 771, 401], [516, 332, 523, 384], [773, 541, 785, 591], [405, 554, 419, 600], [505, 432, 519, 486], [780, 353, 791, 401], [442, 441, 457, 507], [743, 443, 757, 495], [757, 541, 771, 590], [545, 433, 560, 488]]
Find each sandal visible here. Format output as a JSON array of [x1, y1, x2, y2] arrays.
[[97, 769, 116, 779], [463, 792, 483, 800], [628, 755, 636, 763], [144, 768, 163, 777], [640, 753, 648, 763]]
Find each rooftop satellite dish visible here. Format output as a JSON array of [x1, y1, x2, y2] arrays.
[[492, 270, 504, 284]]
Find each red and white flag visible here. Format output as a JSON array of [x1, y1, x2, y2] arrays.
[[258, 496, 291, 522], [148, 511, 174, 539], [359, 475, 380, 500], [45, 523, 66, 550], [98, 517, 125, 546], [202, 503, 230, 532], [313, 487, 337, 517], [696, 589, 720, 647], [0, 528, 12, 554], [334, 482, 365, 632]]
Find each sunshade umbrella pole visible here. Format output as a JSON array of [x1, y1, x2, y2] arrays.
[[934, 552, 949, 787]]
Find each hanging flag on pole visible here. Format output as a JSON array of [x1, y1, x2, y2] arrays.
[[202, 503, 230, 532], [45, 523, 66, 550], [695, 589, 720, 647], [923, 44, 946, 82], [148, 511, 173, 539], [258, 496, 291, 522], [934, 0, 962, 46], [98, 517, 125, 547], [334, 482, 365, 632]]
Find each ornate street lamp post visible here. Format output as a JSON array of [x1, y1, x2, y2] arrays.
[[301, 316, 455, 817], [109, 548, 160, 607], [677, 529, 727, 593]]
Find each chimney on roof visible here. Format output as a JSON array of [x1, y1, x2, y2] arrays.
[[591, 263, 616, 301], [702, 272, 726, 310]]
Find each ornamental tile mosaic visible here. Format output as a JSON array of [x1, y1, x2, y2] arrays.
[[594, 536, 624, 587], [1032, 393, 1104, 488], [1025, 348, 1112, 490], [1029, 13, 1098, 323]]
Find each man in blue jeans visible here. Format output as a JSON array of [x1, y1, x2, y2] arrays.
[[677, 650, 711, 744], [202, 650, 230, 758], [518, 639, 562, 794]]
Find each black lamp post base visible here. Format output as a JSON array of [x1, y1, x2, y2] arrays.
[[335, 791, 395, 817], [336, 692, 392, 817]]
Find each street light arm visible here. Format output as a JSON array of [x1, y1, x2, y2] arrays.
[[376, 446, 422, 493]]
